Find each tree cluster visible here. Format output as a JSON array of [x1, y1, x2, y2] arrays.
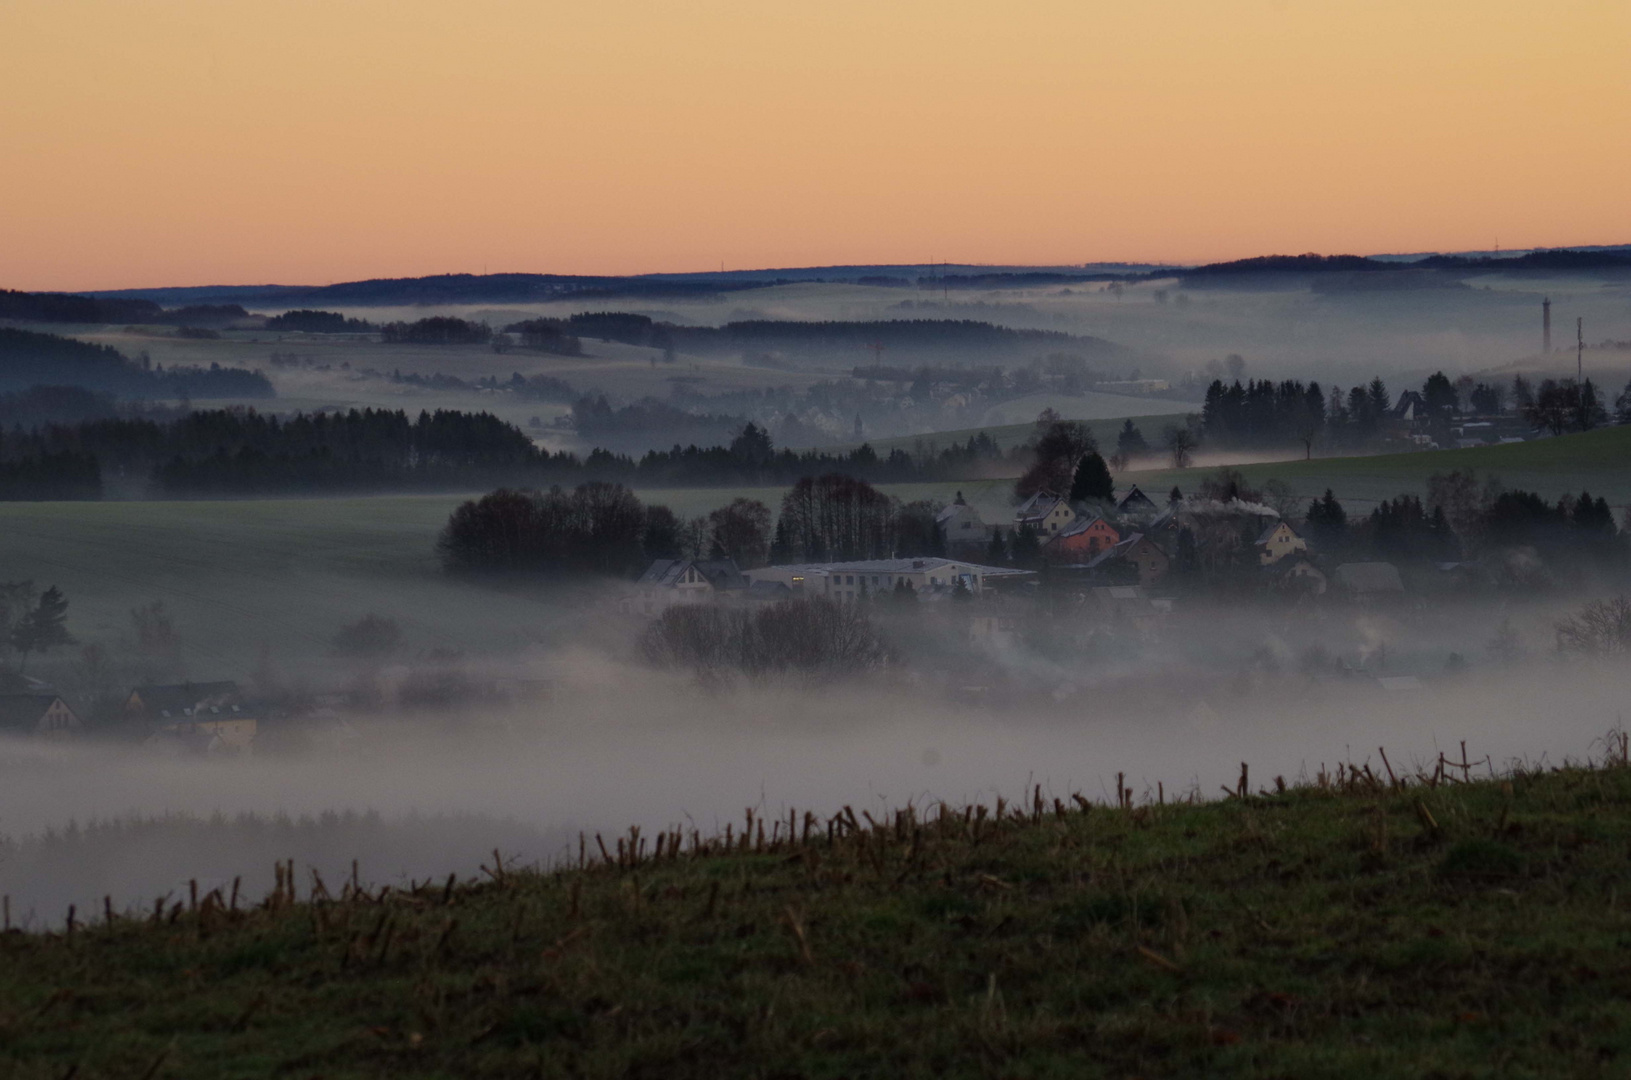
[[0, 328, 273, 399], [640, 597, 890, 681], [379, 317, 491, 345], [264, 310, 376, 333]]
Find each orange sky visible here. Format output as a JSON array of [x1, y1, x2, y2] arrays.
[[2, 0, 1627, 291]]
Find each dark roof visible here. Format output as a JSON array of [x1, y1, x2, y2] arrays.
[[1116, 485, 1158, 512], [127, 681, 240, 718], [1055, 512, 1114, 540], [636, 558, 747, 590], [0, 694, 63, 730], [636, 559, 689, 586], [692, 559, 747, 591]]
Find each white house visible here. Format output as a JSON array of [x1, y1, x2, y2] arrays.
[[744, 557, 1031, 601]]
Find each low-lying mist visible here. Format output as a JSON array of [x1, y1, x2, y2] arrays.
[[3, 620, 1626, 928]]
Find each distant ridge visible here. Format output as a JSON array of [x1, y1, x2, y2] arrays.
[[44, 246, 1631, 309]]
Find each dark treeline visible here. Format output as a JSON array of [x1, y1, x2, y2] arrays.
[[1, 409, 1004, 499], [0, 328, 273, 399], [379, 317, 492, 345], [439, 472, 950, 579], [1301, 480, 1626, 575], [263, 310, 376, 333], [502, 313, 1098, 359], [571, 396, 746, 450], [0, 452, 100, 501], [0, 289, 162, 324], [0, 386, 117, 427]]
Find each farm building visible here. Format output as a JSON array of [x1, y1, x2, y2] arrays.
[[0, 694, 81, 739]]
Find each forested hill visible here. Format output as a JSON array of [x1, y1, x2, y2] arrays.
[[509, 313, 1140, 363], [0, 328, 273, 399], [0, 288, 162, 324]]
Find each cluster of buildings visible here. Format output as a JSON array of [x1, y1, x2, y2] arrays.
[[0, 676, 270, 752], [631, 484, 1409, 613]]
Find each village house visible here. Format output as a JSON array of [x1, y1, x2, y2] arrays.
[[0, 694, 81, 740], [1013, 493, 1077, 537], [125, 681, 258, 753], [936, 494, 991, 556], [1255, 519, 1309, 565], [1045, 512, 1121, 562], [1085, 532, 1171, 585], [1115, 485, 1160, 519], [744, 557, 1031, 600], [630, 558, 748, 614]]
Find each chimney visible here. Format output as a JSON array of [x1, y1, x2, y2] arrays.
[[1543, 297, 1552, 354]]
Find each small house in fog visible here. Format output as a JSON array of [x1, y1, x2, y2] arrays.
[[126, 681, 257, 752], [0, 694, 81, 740], [1014, 493, 1077, 537], [630, 558, 748, 614], [936, 496, 991, 556], [1334, 561, 1405, 597], [1255, 520, 1308, 565]]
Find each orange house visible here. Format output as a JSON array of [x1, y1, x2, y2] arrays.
[[1046, 513, 1121, 562]]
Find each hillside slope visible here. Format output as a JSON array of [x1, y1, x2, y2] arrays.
[[1128, 424, 1631, 511], [2, 762, 1629, 1078]]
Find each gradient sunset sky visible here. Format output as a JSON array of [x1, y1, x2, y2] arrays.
[[3, 0, 1627, 291]]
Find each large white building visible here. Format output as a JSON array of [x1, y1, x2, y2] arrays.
[[743, 557, 1030, 600]]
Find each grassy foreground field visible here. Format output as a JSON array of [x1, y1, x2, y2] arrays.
[[2, 759, 1629, 1078]]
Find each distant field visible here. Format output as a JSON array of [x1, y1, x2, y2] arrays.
[[1, 427, 1623, 679], [834, 411, 1188, 456], [1125, 425, 1631, 512], [0, 482, 1003, 679]]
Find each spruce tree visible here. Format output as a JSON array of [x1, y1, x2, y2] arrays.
[[1068, 451, 1115, 504]]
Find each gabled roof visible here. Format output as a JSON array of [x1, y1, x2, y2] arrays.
[[636, 559, 691, 586], [127, 681, 240, 718], [692, 559, 747, 591], [1116, 485, 1158, 512], [1255, 519, 1299, 546], [935, 502, 982, 525], [1014, 493, 1065, 523], [0, 694, 65, 730], [1053, 512, 1116, 541]]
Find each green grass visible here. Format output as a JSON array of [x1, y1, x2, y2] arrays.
[[1128, 424, 1631, 511], [4, 760, 1630, 1078]]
